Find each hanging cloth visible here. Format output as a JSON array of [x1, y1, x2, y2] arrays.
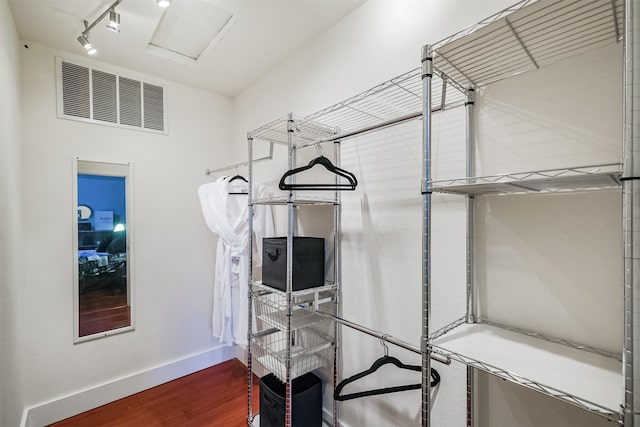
[[198, 176, 274, 346]]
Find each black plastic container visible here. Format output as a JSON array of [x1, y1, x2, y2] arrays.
[[259, 372, 323, 427], [262, 237, 324, 291]]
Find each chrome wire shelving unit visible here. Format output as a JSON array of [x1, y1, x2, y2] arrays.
[[245, 46, 464, 425], [246, 114, 341, 427], [421, 0, 630, 425], [245, 1, 631, 422]]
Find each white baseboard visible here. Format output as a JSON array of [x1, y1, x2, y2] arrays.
[[22, 344, 235, 427]]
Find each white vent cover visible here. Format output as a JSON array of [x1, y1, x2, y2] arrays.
[[57, 58, 167, 134]]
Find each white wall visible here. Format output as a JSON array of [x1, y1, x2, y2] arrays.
[[233, 1, 622, 426], [2, 41, 235, 426], [0, 2, 23, 426]]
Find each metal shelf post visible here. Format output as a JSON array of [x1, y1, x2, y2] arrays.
[[421, 44, 433, 427], [247, 133, 255, 426], [623, 0, 640, 425], [285, 113, 296, 427], [465, 86, 476, 427], [332, 138, 342, 427]]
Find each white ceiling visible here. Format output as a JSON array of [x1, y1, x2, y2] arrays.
[[8, 0, 365, 97]]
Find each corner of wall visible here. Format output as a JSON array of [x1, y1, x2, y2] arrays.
[[0, 2, 24, 426]]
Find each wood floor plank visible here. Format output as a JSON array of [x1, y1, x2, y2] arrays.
[[48, 359, 259, 427]]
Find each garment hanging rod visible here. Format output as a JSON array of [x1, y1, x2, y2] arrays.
[[205, 142, 274, 176], [297, 111, 423, 150], [315, 310, 450, 365]]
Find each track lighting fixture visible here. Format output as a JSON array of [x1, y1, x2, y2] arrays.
[[107, 10, 120, 33], [77, 0, 123, 55], [77, 35, 96, 55], [157, 0, 171, 8]]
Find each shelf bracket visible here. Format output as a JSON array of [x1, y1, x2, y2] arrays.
[[504, 16, 539, 69]]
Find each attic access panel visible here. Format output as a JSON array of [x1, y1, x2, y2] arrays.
[[147, 0, 235, 66]]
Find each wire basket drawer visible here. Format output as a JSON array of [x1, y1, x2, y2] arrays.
[[255, 292, 330, 332], [253, 327, 333, 382]]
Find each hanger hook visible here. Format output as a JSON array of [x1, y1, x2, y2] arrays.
[[380, 334, 390, 357], [234, 165, 239, 175], [315, 141, 323, 157]]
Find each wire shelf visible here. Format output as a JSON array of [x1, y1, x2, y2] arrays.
[[251, 196, 337, 206], [249, 68, 467, 149], [253, 327, 333, 382], [255, 292, 332, 332], [249, 115, 337, 146], [304, 68, 465, 136], [429, 163, 621, 195], [431, 0, 624, 88]]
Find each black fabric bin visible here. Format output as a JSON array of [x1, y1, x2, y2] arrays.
[[260, 372, 323, 427], [262, 237, 324, 291]]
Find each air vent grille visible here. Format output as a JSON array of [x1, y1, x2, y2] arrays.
[[61, 62, 90, 118], [144, 83, 164, 131], [92, 70, 117, 123], [57, 58, 166, 134], [119, 77, 142, 127]]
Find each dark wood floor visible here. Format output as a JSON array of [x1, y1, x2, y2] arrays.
[[48, 358, 260, 427], [79, 284, 130, 337]]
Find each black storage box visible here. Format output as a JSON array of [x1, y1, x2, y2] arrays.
[[260, 372, 323, 427], [262, 237, 324, 291]]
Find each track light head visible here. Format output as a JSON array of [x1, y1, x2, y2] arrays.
[[77, 35, 91, 49], [107, 10, 120, 33], [157, 0, 171, 8], [77, 35, 97, 55]]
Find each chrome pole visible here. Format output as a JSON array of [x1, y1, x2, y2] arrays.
[[315, 311, 450, 365], [421, 44, 433, 427], [285, 113, 295, 427], [247, 133, 255, 426], [332, 138, 342, 427], [624, 0, 640, 424], [465, 86, 476, 427]]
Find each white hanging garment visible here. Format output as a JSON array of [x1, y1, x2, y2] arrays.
[[198, 176, 274, 346]]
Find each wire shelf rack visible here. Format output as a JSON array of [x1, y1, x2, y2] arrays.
[[249, 115, 338, 146], [431, 0, 624, 88], [253, 327, 334, 382], [429, 163, 621, 195], [305, 68, 465, 134], [248, 67, 467, 149]]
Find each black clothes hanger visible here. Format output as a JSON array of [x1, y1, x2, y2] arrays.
[[227, 175, 248, 195], [228, 174, 248, 183], [333, 355, 441, 402], [278, 155, 358, 191]]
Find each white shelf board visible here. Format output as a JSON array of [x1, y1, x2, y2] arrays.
[[430, 323, 622, 418]]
